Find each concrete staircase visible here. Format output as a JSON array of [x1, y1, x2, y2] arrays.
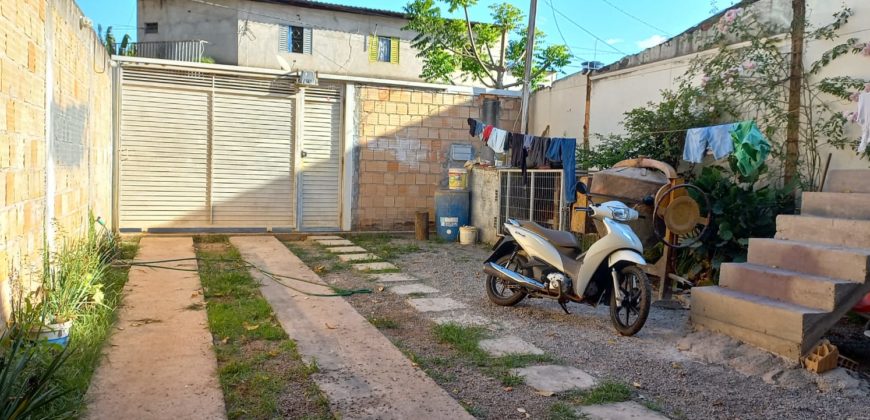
[[691, 170, 870, 360]]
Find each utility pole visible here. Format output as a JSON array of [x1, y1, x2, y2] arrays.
[[784, 0, 805, 188], [519, 0, 538, 134]]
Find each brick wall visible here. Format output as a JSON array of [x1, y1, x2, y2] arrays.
[[355, 86, 519, 230], [0, 0, 113, 322]]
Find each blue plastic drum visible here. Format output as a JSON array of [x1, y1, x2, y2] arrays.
[[434, 189, 470, 241]]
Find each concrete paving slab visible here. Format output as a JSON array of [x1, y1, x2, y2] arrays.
[[390, 284, 440, 295], [326, 246, 368, 254], [85, 237, 226, 420], [577, 401, 670, 420], [230, 236, 472, 420], [371, 273, 418, 282], [353, 262, 398, 271], [407, 297, 468, 312], [511, 365, 597, 393], [309, 235, 344, 241], [432, 313, 493, 327], [337, 253, 380, 262], [479, 336, 545, 357], [316, 239, 355, 246]]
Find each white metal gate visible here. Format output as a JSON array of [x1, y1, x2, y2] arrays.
[[299, 86, 343, 230], [119, 66, 307, 231]]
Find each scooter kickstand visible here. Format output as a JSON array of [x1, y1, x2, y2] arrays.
[[558, 301, 571, 314]]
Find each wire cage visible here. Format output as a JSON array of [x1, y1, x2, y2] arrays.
[[497, 169, 566, 234]]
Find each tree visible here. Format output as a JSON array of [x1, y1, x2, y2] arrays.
[[98, 25, 133, 56], [403, 0, 571, 89]]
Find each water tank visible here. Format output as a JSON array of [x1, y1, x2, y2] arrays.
[[434, 189, 470, 242]]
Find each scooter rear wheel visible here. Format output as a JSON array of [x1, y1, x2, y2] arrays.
[[485, 253, 528, 306], [610, 265, 652, 336]]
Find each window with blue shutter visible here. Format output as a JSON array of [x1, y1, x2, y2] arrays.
[[284, 26, 312, 54]]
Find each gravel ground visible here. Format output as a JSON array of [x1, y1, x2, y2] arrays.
[[290, 237, 870, 419]]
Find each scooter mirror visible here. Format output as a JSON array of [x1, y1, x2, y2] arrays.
[[575, 181, 588, 196]]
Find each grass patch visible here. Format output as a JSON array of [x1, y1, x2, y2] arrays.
[[351, 234, 421, 261], [562, 380, 632, 406], [283, 241, 350, 274], [195, 236, 333, 420], [368, 316, 399, 329], [548, 401, 581, 420], [460, 401, 487, 418]]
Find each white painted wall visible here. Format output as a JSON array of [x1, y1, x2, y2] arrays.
[[138, 0, 239, 65]]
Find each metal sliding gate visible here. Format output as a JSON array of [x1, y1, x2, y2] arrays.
[[497, 169, 566, 233]]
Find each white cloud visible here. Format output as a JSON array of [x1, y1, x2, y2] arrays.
[[637, 35, 667, 49], [605, 38, 623, 45]]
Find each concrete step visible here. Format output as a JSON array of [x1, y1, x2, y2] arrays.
[[801, 192, 870, 220], [719, 263, 856, 311], [776, 215, 870, 249], [823, 169, 870, 193], [691, 286, 828, 359], [748, 238, 870, 284]]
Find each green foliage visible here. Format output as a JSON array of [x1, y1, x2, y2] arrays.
[[547, 402, 580, 420], [403, 0, 570, 89], [561, 380, 632, 405]]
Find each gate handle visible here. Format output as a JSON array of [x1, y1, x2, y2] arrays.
[[301, 150, 307, 158]]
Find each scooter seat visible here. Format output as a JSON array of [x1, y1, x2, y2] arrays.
[[518, 221, 580, 249]]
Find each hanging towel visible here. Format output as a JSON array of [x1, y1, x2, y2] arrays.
[[523, 134, 534, 151], [488, 128, 508, 153], [683, 123, 737, 163], [509, 133, 528, 181], [545, 138, 578, 204], [859, 92, 870, 154], [527, 136, 551, 168], [482, 125, 494, 142], [731, 121, 771, 177]]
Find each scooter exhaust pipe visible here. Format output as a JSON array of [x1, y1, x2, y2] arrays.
[[484, 262, 548, 293]]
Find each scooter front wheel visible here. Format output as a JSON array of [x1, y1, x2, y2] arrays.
[[485, 253, 528, 306], [610, 265, 652, 336]]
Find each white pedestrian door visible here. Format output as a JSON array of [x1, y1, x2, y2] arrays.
[[299, 86, 343, 230]]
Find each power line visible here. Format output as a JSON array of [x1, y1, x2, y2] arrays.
[[598, 0, 672, 37], [547, 0, 588, 64], [549, 3, 627, 55]]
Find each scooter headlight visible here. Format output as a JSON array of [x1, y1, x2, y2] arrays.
[[609, 206, 634, 222]]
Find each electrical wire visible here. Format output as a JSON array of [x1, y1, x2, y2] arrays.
[[548, 4, 627, 55], [598, 0, 672, 37], [547, 0, 589, 65]]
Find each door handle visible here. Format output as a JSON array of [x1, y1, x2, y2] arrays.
[[301, 150, 307, 158]]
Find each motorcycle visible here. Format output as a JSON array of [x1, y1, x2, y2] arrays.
[[482, 181, 652, 336]]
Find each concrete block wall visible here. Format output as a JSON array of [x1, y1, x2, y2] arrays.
[[355, 86, 519, 230], [0, 0, 112, 322]]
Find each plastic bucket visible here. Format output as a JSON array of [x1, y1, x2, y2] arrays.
[[448, 168, 468, 190], [459, 226, 477, 245]]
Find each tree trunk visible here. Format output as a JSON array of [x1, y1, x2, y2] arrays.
[[784, 0, 806, 188]]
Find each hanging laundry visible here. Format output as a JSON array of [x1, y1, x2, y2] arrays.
[[523, 134, 534, 151], [527, 136, 551, 168], [859, 92, 870, 154], [466, 118, 484, 137], [509, 133, 528, 180], [731, 121, 771, 177], [488, 128, 508, 153], [682, 122, 737, 163], [545, 138, 578, 204], [482, 125, 494, 142]]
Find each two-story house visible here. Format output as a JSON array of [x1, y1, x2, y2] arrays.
[[138, 0, 444, 83]]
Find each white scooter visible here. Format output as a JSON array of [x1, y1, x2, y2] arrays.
[[483, 182, 652, 335]]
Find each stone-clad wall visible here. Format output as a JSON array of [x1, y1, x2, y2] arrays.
[[355, 86, 519, 230], [0, 0, 113, 321]]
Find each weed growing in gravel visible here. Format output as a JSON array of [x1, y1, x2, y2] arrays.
[[547, 402, 581, 420], [368, 317, 400, 329], [561, 380, 632, 405], [433, 323, 487, 356], [460, 401, 487, 418], [643, 399, 665, 413], [283, 241, 350, 274], [352, 234, 421, 260]]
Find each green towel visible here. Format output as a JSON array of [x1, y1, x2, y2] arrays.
[[730, 121, 771, 177]]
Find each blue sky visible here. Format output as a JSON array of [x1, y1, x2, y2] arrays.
[[78, 0, 738, 73]]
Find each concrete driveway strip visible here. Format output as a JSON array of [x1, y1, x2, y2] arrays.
[[230, 236, 473, 420], [86, 237, 226, 420]]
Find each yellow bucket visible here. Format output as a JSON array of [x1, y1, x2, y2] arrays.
[[448, 168, 468, 190]]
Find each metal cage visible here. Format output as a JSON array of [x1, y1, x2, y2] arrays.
[[497, 169, 566, 234]]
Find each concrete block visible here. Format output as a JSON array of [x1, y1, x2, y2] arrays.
[[352, 262, 398, 271], [326, 246, 368, 254], [823, 170, 870, 193], [719, 263, 855, 311], [577, 402, 669, 420], [406, 297, 467, 312], [748, 238, 870, 283], [510, 365, 597, 393], [316, 239, 355, 246], [337, 253, 379, 262], [801, 192, 870, 220], [389, 284, 439, 295], [370, 273, 418, 283], [776, 215, 870, 249], [478, 336, 544, 357]]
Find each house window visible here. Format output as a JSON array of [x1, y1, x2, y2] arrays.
[[369, 36, 399, 64], [144, 22, 158, 34], [285, 26, 312, 54]]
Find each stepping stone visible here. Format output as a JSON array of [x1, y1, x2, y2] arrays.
[[370, 273, 418, 283], [479, 336, 544, 357], [407, 297, 467, 312], [326, 246, 368, 254], [511, 365, 596, 393], [390, 284, 439, 295], [352, 262, 398, 271], [337, 253, 379, 262], [317, 239, 355, 246], [432, 313, 492, 327], [577, 401, 669, 420], [308, 235, 343, 241]]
